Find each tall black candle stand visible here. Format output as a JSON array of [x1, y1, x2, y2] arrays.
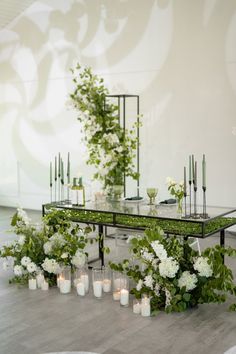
[[201, 186, 208, 219], [193, 186, 200, 219], [184, 192, 187, 218], [54, 177, 57, 202], [50, 183, 52, 203]]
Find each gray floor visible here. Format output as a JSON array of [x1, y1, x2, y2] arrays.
[[1, 206, 236, 354]]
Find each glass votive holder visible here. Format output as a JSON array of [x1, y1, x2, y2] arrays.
[[28, 277, 37, 290], [133, 298, 141, 314], [36, 270, 44, 289], [141, 294, 151, 317], [102, 266, 112, 293], [92, 267, 103, 299], [74, 265, 89, 293], [59, 266, 71, 294], [120, 276, 129, 307], [112, 271, 122, 301]]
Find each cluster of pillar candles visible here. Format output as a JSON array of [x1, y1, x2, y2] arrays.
[[183, 154, 207, 218], [28, 266, 151, 317], [49, 152, 71, 202]]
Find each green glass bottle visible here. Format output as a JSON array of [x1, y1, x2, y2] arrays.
[[71, 177, 85, 206]]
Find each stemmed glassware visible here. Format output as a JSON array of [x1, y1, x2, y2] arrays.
[[146, 188, 158, 205]]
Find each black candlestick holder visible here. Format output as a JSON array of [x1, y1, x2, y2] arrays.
[[192, 186, 200, 219], [200, 186, 209, 219]]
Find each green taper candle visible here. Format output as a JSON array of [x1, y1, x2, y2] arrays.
[[202, 154, 206, 188], [189, 155, 192, 182], [61, 159, 64, 184], [184, 166, 187, 194], [55, 156, 57, 181], [50, 162, 52, 186], [192, 155, 195, 183]]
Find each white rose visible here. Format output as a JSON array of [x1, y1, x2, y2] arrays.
[[27, 262, 37, 274], [21, 256, 32, 266]]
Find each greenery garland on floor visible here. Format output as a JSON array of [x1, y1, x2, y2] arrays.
[[110, 227, 236, 313]]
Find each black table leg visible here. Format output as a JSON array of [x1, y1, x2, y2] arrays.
[[220, 229, 225, 264], [98, 224, 104, 267]]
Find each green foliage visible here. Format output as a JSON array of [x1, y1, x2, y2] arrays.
[[70, 63, 141, 189]]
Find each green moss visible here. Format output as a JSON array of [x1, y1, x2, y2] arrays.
[[44, 205, 236, 237]]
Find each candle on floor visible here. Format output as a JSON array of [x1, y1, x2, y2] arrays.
[[36, 272, 44, 288], [133, 300, 141, 314], [113, 290, 120, 301], [60, 279, 71, 294], [76, 282, 85, 296], [80, 274, 89, 293], [28, 278, 37, 290], [141, 295, 151, 317], [93, 280, 103, 298], [120, 289, 129, 307], [41, 280, 49, 291], [103, 278, 111, 293]]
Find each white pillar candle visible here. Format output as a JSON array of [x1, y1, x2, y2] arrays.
[[57, 275, 63, 288], [113, 290, 121, 301], [133, 302, 141, 314], [103, 278, 111, 293], [28, 278, 37, 290], [76, 282, 85, 296], [93, 280, 102, 298], [36, 273, 44, 288], [41, 280, 49, 291], [80, 274, 89, 293], [141, 298, 151, 317], [60, 279, 71, 294], [120, 289, 129, 306]]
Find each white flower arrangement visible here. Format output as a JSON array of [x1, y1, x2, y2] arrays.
[[70, 63, 140, 189], [110, 227, 236, 313]]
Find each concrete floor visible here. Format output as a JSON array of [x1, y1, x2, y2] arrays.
[[1, 206, 236, 354]]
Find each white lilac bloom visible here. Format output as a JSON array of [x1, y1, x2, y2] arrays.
[[50, 233, 65, 246], [14, 265, 23, 276], [17, 208, 31, 225], [166, 177, 176, 186], [155, 283, 160, 296], [71, 250, 86, 267], [178, 271, 198, 291], [152, 259, 158, 270], [61, 252, 69, 259], [141, 251, 154, 263], [43, 241, 52, 255], [144, 275, 154, 289], [21, 256, 32, 267], [136, 279, 143, 291], [2, 260, 10, 271], [159, 257, 179, 278], [42, 258, 60, 274], [26, 262, 37, 274], [193, 257, 213, 278], [151, 241, 167, 260], [164, 288, 172, 308], [18, 235, 26, 246]]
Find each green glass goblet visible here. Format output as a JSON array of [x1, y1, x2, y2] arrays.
[[146, 188, 158, 205]]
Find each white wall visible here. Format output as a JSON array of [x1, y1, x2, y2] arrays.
[[0, 0, 236, 210]]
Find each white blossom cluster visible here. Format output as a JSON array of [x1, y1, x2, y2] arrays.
[[136, 279, 143, 291], [159, 257, 179, 278], [144, 275, 154, 289], [151, 240, 167, 260], [16, 207, 31, 226], [71, 250, 86, 267], [13, 256, 37, 276], [42, 258, 60, 274], [14, 265, 23, 276], [141, 249, 154, 263], [43, 233, 66, 255], [164, 288, 172, 308], [178, 271, 198, 291], [193, 257, 213, 277]]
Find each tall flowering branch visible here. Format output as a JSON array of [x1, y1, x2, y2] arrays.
[[70, 63, 140, 189]]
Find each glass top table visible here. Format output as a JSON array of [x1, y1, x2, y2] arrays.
[[42, 200, 236, 238], [42, 200, 236, 266]]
